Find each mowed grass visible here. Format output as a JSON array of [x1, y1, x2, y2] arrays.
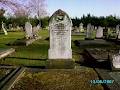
[[0, 29, 84, 66], [1, 29, 117, 66], [0, 31, 24, 48], [0, 30, 49, 66]]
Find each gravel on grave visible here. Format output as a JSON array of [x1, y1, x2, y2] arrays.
[[11, 67, 103, 90], [0, 68, 12, 81]]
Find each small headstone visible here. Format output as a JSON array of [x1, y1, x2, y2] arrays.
[[103, 28, 108, 39], [2, 22, 8, 35], [112, 53, 120, 70], [32, 26, 39, 38], [37, 23, 41, 30], [86, 23, 93, 39], [16, 26, 21, 31], [79, 23, 84, 32], [9, 24, 12, 30], [25, 22, 33, 39], [96, 26, 103, 38], [48, 9, 72, 59], [95, 26, 97, 30], [116, 25, 120, 34], [91, 25, 94, 31], [75, 26, 79, 32], [118, 31, 120, 39]]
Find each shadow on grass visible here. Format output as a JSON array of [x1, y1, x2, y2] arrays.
[[5, 57, 47, 61]]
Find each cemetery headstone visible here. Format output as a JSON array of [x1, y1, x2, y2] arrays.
[[37, 23, 41, 30], [96, 26, 103, 39], [79, 23, 84, 32], [85, 23, 93, 39], [118, 31, 120, 39], [25, 22, 33, 39], [91, 25, 94, 31], [95, 26, 97, 30], [32, 26, 39, 38], [48, 9, 72, 59], [103, 28, 108, 39], [8, 24, 12, 30], [112, 52, 120, 70], [116, 25, 120, 34], [2, 22, 8, 35], [75, 26, 80, 33]]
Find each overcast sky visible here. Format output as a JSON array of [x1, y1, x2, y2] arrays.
[[46, 0, 120, 18]]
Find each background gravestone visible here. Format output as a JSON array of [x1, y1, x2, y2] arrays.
[[48, 9, 72, 59], [25, 22, 33, 39], [86, 23, 91, 38], [2, 22, 8, 35], [103, 28, 108, 39], [79, 23, 84, 32], [32, 26, 39, 38], [96, 26, 103, 39], [111, 52, 120, 71], [75, 26, 80, 33], [116, 25, 120, 35], [85, 23, 94, 39]]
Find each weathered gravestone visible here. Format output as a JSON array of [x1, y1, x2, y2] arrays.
[[25, 22, 33, 39], [71, 26, 81, 35], [2, 22, 8, 35], [32, 26, 39, 38], [79, 23, 84, 32], [48, 9, 72, 59], [74, 26, 80, 33], [111, 52, 120, 70], [118, 31, 120, 39], [96, 26, 103, 39], [103, 28, 108, 39], [116, 25, 120, 35], [85, 23, 94, 39]]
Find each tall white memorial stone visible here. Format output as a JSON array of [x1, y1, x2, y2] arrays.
[[48, 9, 72, 59]]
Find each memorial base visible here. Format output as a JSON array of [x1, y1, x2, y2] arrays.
[[95, 37, 103, 39], [46, 59, 75, 69], [85, 38, 94, 40], [48, 49, 72, 59]]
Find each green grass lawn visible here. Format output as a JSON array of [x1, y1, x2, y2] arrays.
[[0, 29, 118, 67], [0, 29, 84, 66], [0, 30, 49, 66]]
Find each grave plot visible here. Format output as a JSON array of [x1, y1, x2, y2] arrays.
[[0, 68, 13, 81], [83, 48, 119, 69], [10, 68, 104, 90], [0, 48, 15, 59], [74, 39, 116, 48], [0, 67, 25, 90]]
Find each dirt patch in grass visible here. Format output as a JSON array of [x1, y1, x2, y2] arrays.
[[11, 69, 104, 90]]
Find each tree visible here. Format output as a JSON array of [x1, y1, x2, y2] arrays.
[[27, 0, 47, 18], [0, 8, 5, 16], [14, 7, 29, 17], [0, 0, 21, 11]]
